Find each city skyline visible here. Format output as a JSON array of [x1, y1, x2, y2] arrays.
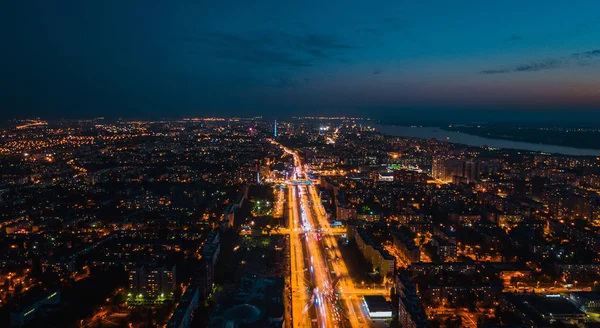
[[2, 118, 600, 327], [4, 2, 600, 328], [2, 1, 600, 119]]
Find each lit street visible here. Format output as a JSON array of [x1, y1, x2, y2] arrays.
[[278, 141, 384, 328]]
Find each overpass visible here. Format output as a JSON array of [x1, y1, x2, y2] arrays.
[[289, 179, 313, 185]]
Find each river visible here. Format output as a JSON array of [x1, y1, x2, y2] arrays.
[[370, 124, 600, 156]]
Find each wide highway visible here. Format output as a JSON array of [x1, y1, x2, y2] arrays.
[[279, 140, 377, 328]]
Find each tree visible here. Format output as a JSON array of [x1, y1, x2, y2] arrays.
[[111, 292, 126, 306], [14, 281, 24, 296], [429, 318, 442, 328], [390, 287, 399, 316], [445, 316, 462, 328]]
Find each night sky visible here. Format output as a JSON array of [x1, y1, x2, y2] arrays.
[[2, 1, 600, 119]]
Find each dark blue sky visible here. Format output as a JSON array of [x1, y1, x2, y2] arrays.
[[2, 1, 600, 119]]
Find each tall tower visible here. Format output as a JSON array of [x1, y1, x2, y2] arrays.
[[274, 119, 277, 137], [256, 163, 260, 183]]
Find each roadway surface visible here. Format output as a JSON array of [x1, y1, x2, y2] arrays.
[[278, 141, 385, 328]]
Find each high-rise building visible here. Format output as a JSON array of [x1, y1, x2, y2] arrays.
[[531, 176, 547, 201], [444, 159, 465, 182], [431, 158, 479, 183], [195, 259, 214, 301], [194, 230, 220, 301], [167, 285, 200, 328], [147, 265, 176, 298], [128, 264, 176, 299], [464, 160, 479, 183], [274, 119, 277, 137], [432, 159, 445, 180], [129, 266, 147, 295], [512, 179, 527, 198]]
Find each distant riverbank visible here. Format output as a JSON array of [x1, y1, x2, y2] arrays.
[[440, 125, 600, 150], [371, 124, 600, 156]]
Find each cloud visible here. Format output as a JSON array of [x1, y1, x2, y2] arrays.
[[304, 48, 327, 59], [480, 59, 561, 74], [195, 32, 314, 67], [169, 30, 354, 89], [298, 34, 353, 59], [303, 34, 353, 50], [571, 49, 600, 59], [228, 75, 306, 89], [513, 59, 562, 72], [504, 35, 523, 42], [264, 77, 298, 88], [262, 76, 316, 89], [480, 69, 510, 75], [352, 17, 407, 36], [356, 28, 377, 34], [481, 49, 600, 74], [178, 31, 354, 67]]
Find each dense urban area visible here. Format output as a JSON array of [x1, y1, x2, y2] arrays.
[[2, 117, 600, 328]]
